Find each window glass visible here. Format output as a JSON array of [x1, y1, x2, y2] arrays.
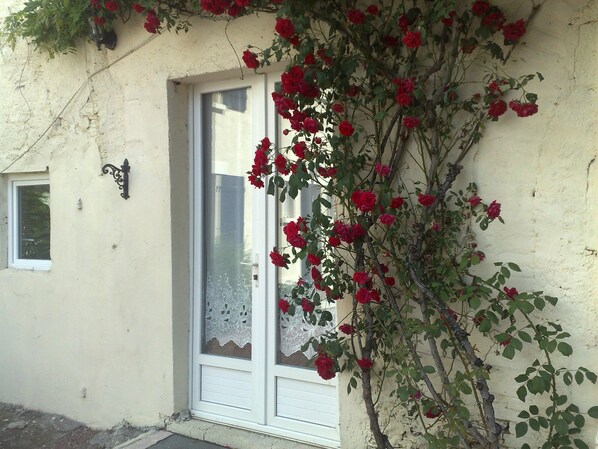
[[17, 183, 51, 261]]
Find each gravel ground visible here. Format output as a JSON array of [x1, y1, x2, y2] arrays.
[[0, 403, 151, 449]]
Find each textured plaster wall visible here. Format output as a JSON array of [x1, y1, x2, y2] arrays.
[[0, 0, 597, 448]]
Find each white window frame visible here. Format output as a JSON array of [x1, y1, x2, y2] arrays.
[[8, 174, 51, 270]]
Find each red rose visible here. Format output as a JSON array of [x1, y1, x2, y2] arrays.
[[301, 298, 314, 313], [357, 358, 374, 370], [91, 0, 101, 9], [93, 16, 106, 25], [329, 236, 341, 247], [482, 11, 506, 31], [366, 5, 379, 15], [270, 250, 289, 268], [275, 17, 295, 39], [304, 53, 316, 65], [274, 154, 289, 175], [242, 50, 259, 69], [398, 15, 410, 33], [379, 214, 396, 226], [353, 271, 370, 285], [486, 200, 501, 219], [403, 116, 420, 128], [402, 31, 422, 49], [346, 85, 360, 97], [356, 288, 372, 304], [391, 197, 404, 208], [351, 189, 377, 212], [347, 9, 366, 25], [468, 195, 481, 206], [144, 10, 160, 33], [303, 117, 319, 134], [471, 1, 490, 16], [315, 353, 336, 380], [132, 2, 144, 13], [503, 287, 518, 300], [424, 407, 442, 419], [488, 99, 507, 118], [503, 19, 526, 42], [104, 0, 118, 12], [307, 253, 321, 266], [382, 35, 398, 48], [332, 103, 344, 114], [234, 0, 250, 6], [278, 299, 290, 313], [418, 193, 436, 207], [338, 120, 355, 137], [375, 163, 390, 177], [509, 101, 538, 118], [384, 276, 396, 286], [339, 324, 355, 335]]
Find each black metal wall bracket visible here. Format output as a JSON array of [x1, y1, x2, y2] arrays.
[[102, 158, 130, 199]]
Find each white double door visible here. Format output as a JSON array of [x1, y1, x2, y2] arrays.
[[190, 74, 339, 446]]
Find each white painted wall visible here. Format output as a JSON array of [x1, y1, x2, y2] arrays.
[[0, 1, 596, 447]]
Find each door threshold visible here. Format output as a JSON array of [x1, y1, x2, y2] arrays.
[[166, 412, 340, 449]]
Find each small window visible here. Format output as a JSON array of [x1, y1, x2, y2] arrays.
[[8, 176, 51, 270]]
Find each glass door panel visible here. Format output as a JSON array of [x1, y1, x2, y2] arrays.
[[202, 88, 253, 360]]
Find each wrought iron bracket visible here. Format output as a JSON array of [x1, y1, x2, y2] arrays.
[[102, 159, 130, 199]]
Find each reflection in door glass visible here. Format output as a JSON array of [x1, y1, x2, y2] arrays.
[[17, 184, 50, 260], [202, 88, 253, 359]]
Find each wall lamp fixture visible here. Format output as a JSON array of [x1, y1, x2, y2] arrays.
[[89, 21, 117, 51]]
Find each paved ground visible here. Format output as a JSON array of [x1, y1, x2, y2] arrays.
[[0, 403, 228, 449]]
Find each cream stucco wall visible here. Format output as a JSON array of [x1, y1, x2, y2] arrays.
[[0, 1, 597, 448]]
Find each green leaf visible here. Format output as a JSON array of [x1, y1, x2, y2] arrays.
[[516, 385, 527, 402], [519, 331, 532, 343], [588, 406, 598, 418], [573, 414, 585, 428], [515, 421, 528, 438], [479, 319, 492, 333], [558, 342, 573, 356], [529, 418, 540, 431], [586, 372, 597, 384], [574, 439, 589, 449], [503, 345, 515, 360], [575, 371, 584, 385], [508, 262, 521, 272], [554, 419, 568, 435]]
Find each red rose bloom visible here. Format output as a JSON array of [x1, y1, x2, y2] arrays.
[[418, 193, 436, 207], [471, 1, 490, 16], [347, 9, 366, 25], [375, 163, 390, 177], [270, 250, 289, 268], [468, 195, 482, 206], [424, 407, 442, 419], [104, 0, 118, 12], [503, 19, 526, 42], [304, 53, 316, 65], [339, 324, 355, 335], [366, 5, 379, 15], [482, 11, 506, 31], [332, 103, 344, 114], [301, 298, 315, 313], [486, 200, 501, 219], [356, 288, 372, 304], [503, 287, 519, 300], [509, 101, 538, 118], [357, 358, 374, 370], [384, 276, 396, 287], [278, 299, 290, 313], [144, 10, 160, 33], [91, 0, 101, 9], [391, 197, 404, 208], [307, 253, 321, 266], [93, 16, 106, 25], [488, 99, 507, 118], [403, 116, 420, 128], [315, 353, 336, 380], [328, 236, 341, 247], [379, 214, 396, 226], [351, 189, 377, 212], [303, 117, 319, 134], [338, 120, 355, 137], [234, 0, 250, 6], [402, 31, 422, 49], [353, 271, 370, 285], [275, 17, 295, 39], [242, 50, 259, 69], [132, 2, 144, 13]]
